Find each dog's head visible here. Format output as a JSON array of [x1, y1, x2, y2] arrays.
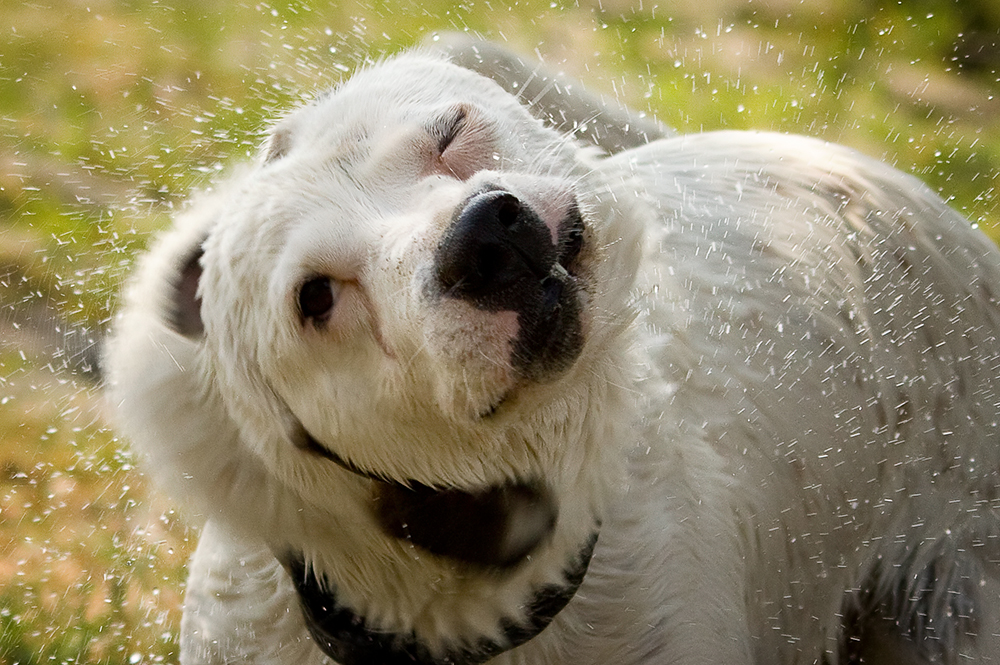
[[107, 53, 644, 662]]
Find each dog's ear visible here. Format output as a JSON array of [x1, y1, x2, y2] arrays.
[[264, 126, 293, 162], [167, 243, 205, 338]]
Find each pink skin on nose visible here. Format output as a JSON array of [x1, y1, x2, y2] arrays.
[[502, 179, 577, 246], [537, 201, 569, 246]]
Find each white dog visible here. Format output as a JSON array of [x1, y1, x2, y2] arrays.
[[105, 42, 1000, 665]]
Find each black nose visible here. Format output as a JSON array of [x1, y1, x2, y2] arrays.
[[435, 190, 556, 311]]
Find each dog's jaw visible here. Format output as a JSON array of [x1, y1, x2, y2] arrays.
[[281, 532, 599, 665]]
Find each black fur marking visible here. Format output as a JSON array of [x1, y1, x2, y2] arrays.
[[282, 532, 598, 665], [168, 244, 205, 338], [297, 427, 557, 569], [374, 478, 557, 569]]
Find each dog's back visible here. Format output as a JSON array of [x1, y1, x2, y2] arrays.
[[595, 129, 1000, 662]]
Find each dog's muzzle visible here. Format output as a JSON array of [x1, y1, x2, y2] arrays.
[[434, 188, 585, 380]]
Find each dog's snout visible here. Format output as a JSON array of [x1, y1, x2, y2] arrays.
[[431, 188, 586, 383], [435, 190, 556, 310]]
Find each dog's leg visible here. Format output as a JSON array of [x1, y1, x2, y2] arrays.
[[423, 32, 671, 154], [180, 520, 325, 665]]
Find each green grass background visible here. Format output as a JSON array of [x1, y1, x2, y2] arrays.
[[1, 1, 997, 663]]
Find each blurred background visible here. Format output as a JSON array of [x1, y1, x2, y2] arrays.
[[1, 0, 997, 662]]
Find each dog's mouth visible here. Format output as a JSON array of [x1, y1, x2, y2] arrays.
[[298, 428, 558, 569]]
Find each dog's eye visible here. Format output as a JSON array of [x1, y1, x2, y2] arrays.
[[436, 107, 467, 155], [429, 104, 493, 181], [298, 276, 337, 324], [426, 103, 498, 180]]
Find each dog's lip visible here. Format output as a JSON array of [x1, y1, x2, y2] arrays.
[[297, 429, 387, 482], [477, 391, 508, 418], [555, 203, 585, 276]]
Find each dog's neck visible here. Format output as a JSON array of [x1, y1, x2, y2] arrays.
[[298, 427, 563, 568], [282, 531, 598, 665]]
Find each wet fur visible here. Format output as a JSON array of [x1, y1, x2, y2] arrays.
[[106, 42, 1000, 664]]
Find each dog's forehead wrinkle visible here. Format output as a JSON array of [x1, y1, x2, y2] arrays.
[[297, 60, 569, 170]]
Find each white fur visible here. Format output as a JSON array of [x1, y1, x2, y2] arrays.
[[106, 50, 1000, 664]]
